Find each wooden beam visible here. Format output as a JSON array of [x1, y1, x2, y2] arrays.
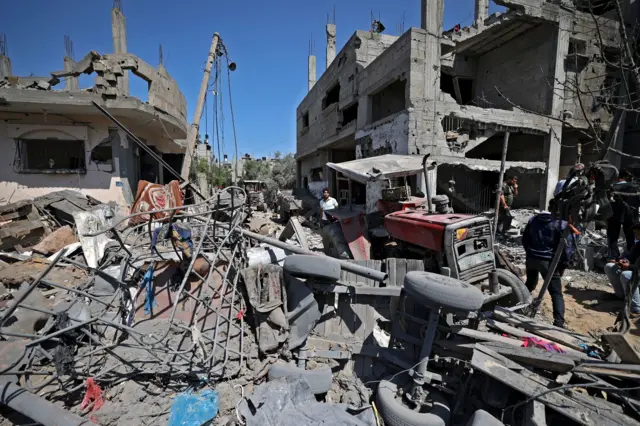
[[471, 349, 628, 425], [450, 326, 523, 346], [602, 333, 640, 364], [493, 307, 598, 351], [486, 318, 589, 359]]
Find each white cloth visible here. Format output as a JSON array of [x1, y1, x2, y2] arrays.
[[320, 197, 339, 220]]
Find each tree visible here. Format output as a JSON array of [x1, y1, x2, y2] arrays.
[[242, 153, 296, 204], [196, 158, 231, 188], [243, 158, 271, 181]]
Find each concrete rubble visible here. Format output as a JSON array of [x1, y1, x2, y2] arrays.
[[2, 0, 640, 425], [0, 180, 636, 426]]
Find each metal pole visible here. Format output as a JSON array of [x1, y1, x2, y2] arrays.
[[237, 227, 388, 282], [0, 380, 89, 426], [493, 131, 510, 239], [0, 250, 65, 328], [181, 33, 220, 181], [422, 154, 433, 213]]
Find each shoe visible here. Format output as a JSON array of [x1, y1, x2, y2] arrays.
[[553, 322, 567, 329]]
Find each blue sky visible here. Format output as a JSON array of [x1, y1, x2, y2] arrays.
[[2, 0, 504, 158]]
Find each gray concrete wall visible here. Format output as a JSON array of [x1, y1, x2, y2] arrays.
[[296, 31, 399, 158], [475, 24, 556, 114]]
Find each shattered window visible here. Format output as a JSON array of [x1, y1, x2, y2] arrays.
[[91, 141, 114, 172], [14, 139, 86, 174]]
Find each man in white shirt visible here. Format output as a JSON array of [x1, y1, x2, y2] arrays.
[[319, 187, 339, 226]]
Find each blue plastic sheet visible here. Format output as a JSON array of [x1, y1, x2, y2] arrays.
[[168, 389, 219, 426]]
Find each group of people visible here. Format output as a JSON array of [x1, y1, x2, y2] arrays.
[[520, 169, 640, 328]]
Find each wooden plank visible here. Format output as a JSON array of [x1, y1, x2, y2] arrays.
[[493, 307, 598, 351], [0, 220, 43, 238], [475, 345, 638, 426], [479, 342, 575, 373], [574, 363, 640, 380], [602, 333, 640, 364], [486, 319, 589, 360], [471, 349, 625, 425], [451, 326, 524, 347], [523, 400, 547, 426], [387, 258, 397, 287]]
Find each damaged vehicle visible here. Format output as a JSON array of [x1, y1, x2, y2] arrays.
[[320, 154, 531, 308]]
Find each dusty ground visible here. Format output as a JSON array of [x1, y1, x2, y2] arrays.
[[534, 269, 640, 352]]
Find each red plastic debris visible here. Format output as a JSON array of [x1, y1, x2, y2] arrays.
[[81, 377, 104, 422], [236, 309, 245, 321]]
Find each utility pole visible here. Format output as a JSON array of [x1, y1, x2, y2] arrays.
[[181, 33, 220, 181], [493, 131, 510, 239]]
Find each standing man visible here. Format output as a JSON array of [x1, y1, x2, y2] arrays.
[[604, 223, 640, 315], [608, 170, 639, 259], [319, 187, 339, 227], [498, 175, 518, 236], [522, 203, 575, 328]]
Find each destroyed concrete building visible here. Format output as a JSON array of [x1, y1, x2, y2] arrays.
[[296, 0, 622, 210], [0, 3, 187, 206]]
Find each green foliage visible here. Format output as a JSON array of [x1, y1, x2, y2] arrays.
[[242, 153, 296, 204], [243, 159, 271, 181], [196, 158, 231, 188]]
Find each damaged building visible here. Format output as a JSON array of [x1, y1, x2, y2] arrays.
[[0, 3, 187, 206], [296, 0, 623, 210]]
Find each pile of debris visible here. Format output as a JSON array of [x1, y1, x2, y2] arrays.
[[1, 186, 640, 426]]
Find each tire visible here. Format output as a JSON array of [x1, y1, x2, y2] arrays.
[[494, 269, 532, 305], [376, 374, 450, 426], [404, 271, 484, 312], [322, 222, 353, 259], [466, 409, 504, 426], [283, 255, 341, 281], [268, 362, 332, 394]]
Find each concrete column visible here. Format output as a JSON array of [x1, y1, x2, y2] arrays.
[[308, 55, 317, 91], [474, 0, 489, 27], [111, 7, 129, 96], [0, 55, 10, 79], [418, 0, 444, 172], [63, 57, 79, 91], [326, 24, 336, 70], [541, 17, 570, 208]]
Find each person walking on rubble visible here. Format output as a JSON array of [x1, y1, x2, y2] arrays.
[[522, 201, 575, 328], [604, 223, 640, 316], [607, 169, 640, 259], [319, 187, 339, 227], [498, 175, 518, 236]]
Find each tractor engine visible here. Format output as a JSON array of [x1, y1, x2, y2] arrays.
[[384, 211, 495, 283]]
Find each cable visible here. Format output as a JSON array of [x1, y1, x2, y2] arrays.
[[226, 51, 240, 179], [502, 382, 640, 420]]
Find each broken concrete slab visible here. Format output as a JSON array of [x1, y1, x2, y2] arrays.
[[32, 225, 78, 255]]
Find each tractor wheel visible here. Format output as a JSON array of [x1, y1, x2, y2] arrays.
[[376, 373, 450, 426], [404, 271, 484, 313], [493, 269, 532, 307], [321, 222, 353, 259]]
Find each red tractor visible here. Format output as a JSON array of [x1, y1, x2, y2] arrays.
[[321, 154, 529, 304]]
